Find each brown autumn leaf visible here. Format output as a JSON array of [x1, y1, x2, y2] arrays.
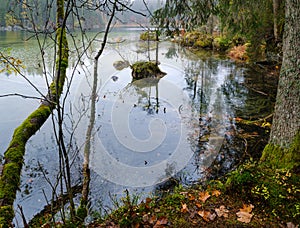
[[196, 202, 202, 208], [198, 210, 216, 222], [145, 197, 152, 209], [209, 212, 217, 221], [154, 216, 168, 227], [149, 215, 157, 224], [212, 190, 221, 197], [240, 204, 254, 213], [181, 203, 189, 213], [236, 211, 253, 223], [199, 191, 211, 203], [215, 205, 229, 218], [236, 204, 254, 223], [145, 197, 152, 204], [287, 222, 299, 228], [188, 193, 196, 201], [158, 217, 168, 225]]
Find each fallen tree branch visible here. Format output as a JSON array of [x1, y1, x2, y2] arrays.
[[28, 184, 82, 227], [234, 113, 273, 129], [0, 0, 69, 225]]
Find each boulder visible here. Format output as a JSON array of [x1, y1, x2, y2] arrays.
[[130, 61, 166, 80]]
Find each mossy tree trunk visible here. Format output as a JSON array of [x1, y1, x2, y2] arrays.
[[0, 0, 69, 226], [261, 0, 300, 169]]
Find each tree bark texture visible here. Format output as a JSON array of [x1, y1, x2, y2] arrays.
[[261, 0, 300, 169], [0, 0, 69, 226], [273, 0, 280, 41], [269, 0, 300, 147]]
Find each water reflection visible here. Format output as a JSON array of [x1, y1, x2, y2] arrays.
[[77, 41, 238, 189], [0, 30, 276, 223]]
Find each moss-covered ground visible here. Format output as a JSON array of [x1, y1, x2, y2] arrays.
[[86, 161, 299, 228]]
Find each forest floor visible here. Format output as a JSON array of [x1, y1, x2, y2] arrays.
[[88, 163, 300, 228]]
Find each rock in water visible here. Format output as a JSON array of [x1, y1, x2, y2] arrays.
[[130, 61, 166, 80], [113, 60, 130, 70]]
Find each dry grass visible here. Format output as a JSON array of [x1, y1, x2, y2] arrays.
[[228, 45, 249, 61]]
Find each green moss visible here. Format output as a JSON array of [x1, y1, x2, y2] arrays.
[[261, 131, 300, 169], [194, 36, 213, 49], [172, 217, 191, 227], [131, 61, 166, 80], [6, 105, 51, 153], [3, 146, 25, 165], [0, 163, 21, 197], [0, 205, 14, 228], [181, 31, 213, 49], [225, 161, 258, 189], [0, 163, 21, 226], [76, 206, 88, 221], [0, 2, 69, 227], [232, 34, 246, 46], [225, 159, 300, 223], [140, 31, 159, 41], [213, 36, 232, 51], [0, 93, 52, 228]]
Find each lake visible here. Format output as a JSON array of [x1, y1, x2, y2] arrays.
[[0, 28, 276, 224]]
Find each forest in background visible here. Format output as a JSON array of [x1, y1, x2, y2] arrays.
[[0, 0, 162, 31]]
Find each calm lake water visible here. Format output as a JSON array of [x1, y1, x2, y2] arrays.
[[0, 29, 276, 225]]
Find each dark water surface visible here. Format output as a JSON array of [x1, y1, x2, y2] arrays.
[[0, 29, 276, 225]]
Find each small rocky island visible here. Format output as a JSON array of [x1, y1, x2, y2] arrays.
[[130, 61, 166, 80]]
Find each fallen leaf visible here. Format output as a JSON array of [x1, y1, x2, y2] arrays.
[[236, 204, 254, 223], [191, 219, 198, 225], [240, 204, 254, 213], [154, 216, 168, 227], [215, 205, 229, 218], [196, 203, 202, 208], [236, 211, 253, 223], [189, 210, 198, 219], [209, 212, 217, 221], [212, 190, 221, 197], [149, 215, 157, 224], [188, 193, 196, 201], [198, 210, 216, 222], [145, 197, 152, 204], [199, 191, 210, 203], [287, 222, 299, 228], [159, 217, 168, 225], [181, 203, 189, 213]]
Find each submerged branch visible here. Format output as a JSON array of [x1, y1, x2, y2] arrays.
[[28, 184, 82, 227]]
